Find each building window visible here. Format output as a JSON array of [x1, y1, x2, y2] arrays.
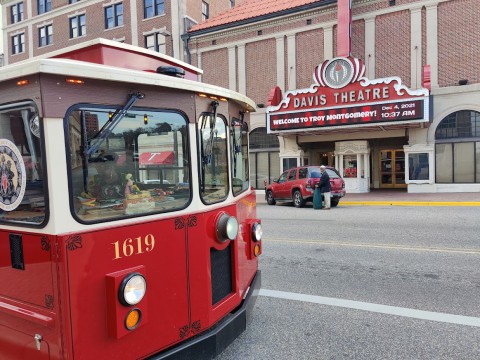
[[229, 0, 235, 7], [105, 3, 123, 29], [11, 33, 25, 54], [145, 33, 166, 53], [144, 0, 164, 19], [70, 14, 86, 38], [435, 110, 480, 139], [38, 0, 52, 14], [249, 127, 280, 189], [38, 24, 53, 47], [202, 1, 209, 21], [435, 110, 480, 183], [69, 0, 81, 3], [10, 3, 23, 24], [408, 153, 429, 181]]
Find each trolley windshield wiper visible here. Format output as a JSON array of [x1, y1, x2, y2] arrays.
[[86, 91, 145, 158], [200, 101, 219, 193], [232, 111, 245, 178]]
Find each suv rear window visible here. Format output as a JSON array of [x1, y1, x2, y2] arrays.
[[326, 169, 340, 178], [308, 167, 340, 179], [298, 168, 308, 179]]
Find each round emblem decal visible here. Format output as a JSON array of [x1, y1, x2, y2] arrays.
[[0, 139, 26, 211], [323, 58, 354, 89]]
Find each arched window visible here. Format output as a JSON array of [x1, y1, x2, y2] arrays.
[[249, 127, 279, 149], [249, 127, 280, 189], [435, 110, 480, 183], [435, 110, 480, 140]]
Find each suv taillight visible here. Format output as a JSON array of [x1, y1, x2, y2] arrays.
[[307, 179, 312, 188], [342, 182, 345, 189]]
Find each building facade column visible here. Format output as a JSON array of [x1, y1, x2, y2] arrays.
[[170, 0, 181, 59], [228, 46, 237, 91], [286, 34, 296, 90], [425, 2, 439, 88], [364, 16, 375, 79], [410, 7, 422, 89], [275, 36, 285, 91], [323, 26, 333, 60], [28, 25, 33, 58], [197, 52, 202, 82], [129, 0, 138, 46], [237, 44, 246, 95]]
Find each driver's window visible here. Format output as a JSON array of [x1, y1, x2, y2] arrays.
[[287, 169, 296, 181], [278, 171, 288, 183]]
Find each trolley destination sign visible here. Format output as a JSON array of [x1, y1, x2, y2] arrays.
[[267, 57, 430, 133]]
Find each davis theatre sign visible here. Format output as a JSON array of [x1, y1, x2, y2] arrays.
[[266, 57, 430, 133]]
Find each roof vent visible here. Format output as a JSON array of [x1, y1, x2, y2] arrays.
[[157, 66, 185, 78]]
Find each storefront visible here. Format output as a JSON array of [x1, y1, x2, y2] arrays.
[[265, 56, 431, 193]]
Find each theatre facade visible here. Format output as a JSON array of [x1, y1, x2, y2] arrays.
[[186, 0, 480, 193], [266, 55, 432, 193]]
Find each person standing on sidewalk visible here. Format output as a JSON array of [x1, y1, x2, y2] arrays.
[[319, 165, 331, 209]]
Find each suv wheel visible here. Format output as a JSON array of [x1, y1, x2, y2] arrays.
[[293, 190, 305, 208], [331, 199, 339, 207], [266, 190, 276, 205]]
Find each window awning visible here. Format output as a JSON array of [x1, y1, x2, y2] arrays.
[[139, 151, 174, 165]]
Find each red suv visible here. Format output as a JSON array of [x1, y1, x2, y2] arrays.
[[265, 166, 346, 208]]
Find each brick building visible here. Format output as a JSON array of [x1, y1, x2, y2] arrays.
[[0, 0, 241, 65], [186, 0, 480, 193]]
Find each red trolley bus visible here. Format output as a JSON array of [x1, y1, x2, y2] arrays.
[[0, 39, 262, 359]]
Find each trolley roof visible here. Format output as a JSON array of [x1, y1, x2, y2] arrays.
[[0, 38, 256, 112]]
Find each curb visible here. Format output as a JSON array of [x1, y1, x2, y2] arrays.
[[340, 201, 480, 206]]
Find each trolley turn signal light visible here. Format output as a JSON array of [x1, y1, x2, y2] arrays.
[[254, 244, 261, 257], [125, 309, 142, 330]]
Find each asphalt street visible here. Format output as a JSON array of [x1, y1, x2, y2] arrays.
[[216, 203, 480, 360]]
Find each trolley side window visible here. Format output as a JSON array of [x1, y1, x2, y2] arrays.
[[198, 113, 229, 204], [67, 106, 190, 223], [231, 117, 249, 196], [0, 102, 46, 226]]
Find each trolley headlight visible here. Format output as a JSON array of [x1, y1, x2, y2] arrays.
[[251, 222, 263, 242], [119, 273, 147, 306], [216, 213, 239, 243]]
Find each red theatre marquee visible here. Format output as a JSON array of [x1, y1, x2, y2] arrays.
[[266, 57, 430, 134]]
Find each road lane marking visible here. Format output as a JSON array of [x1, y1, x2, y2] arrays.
[[265, 238, 480, 255], [259, 289, 480, 328]]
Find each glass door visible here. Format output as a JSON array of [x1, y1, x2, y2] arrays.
[[380, 150, 406, 188]]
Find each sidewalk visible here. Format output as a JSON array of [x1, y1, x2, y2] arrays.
[[255, 189, 480, 206]]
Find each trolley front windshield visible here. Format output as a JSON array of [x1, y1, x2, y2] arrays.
[[67, 105, 190, 223]]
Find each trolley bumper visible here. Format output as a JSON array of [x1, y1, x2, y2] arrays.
[[148, 270, 261, 360]]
